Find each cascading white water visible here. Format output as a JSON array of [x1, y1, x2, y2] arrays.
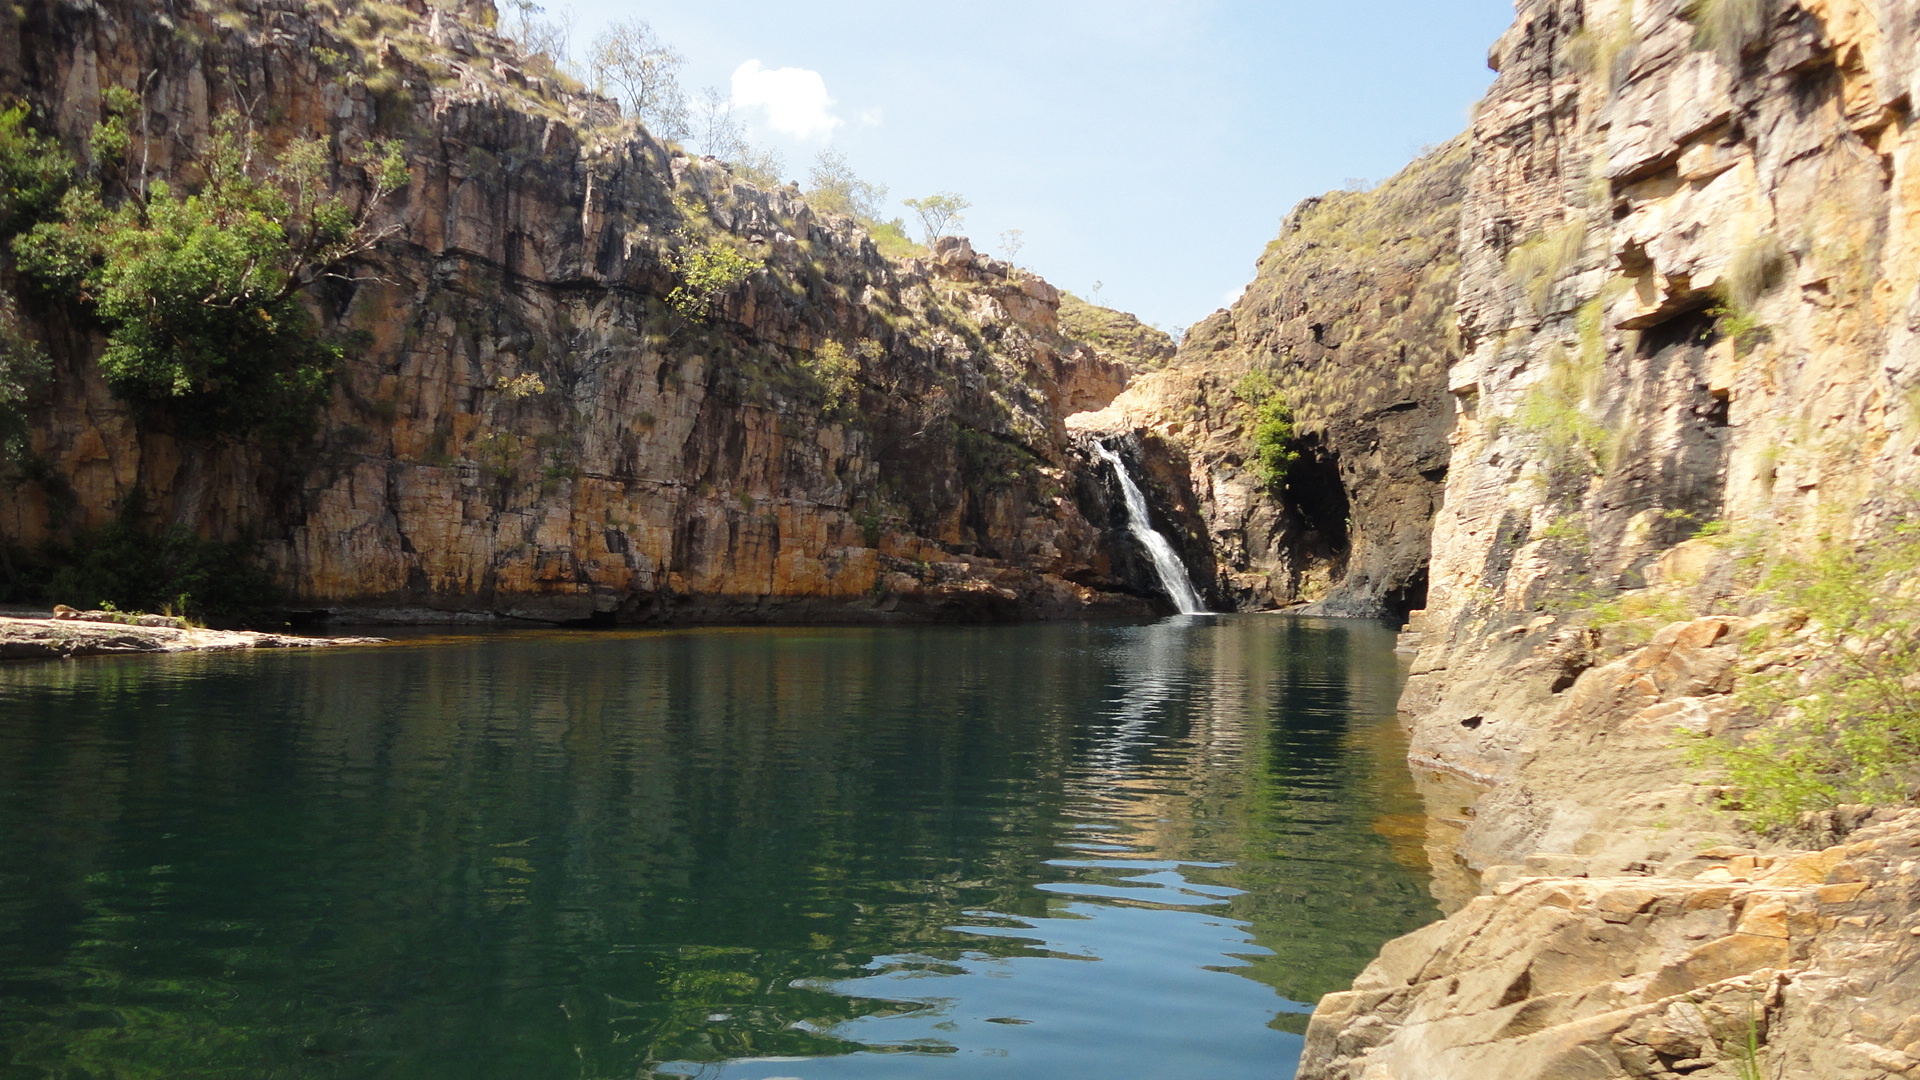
[[1092, 441, 1209, 615]]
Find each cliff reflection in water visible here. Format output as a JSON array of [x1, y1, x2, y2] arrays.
[[0, 616, 1437, 1079]]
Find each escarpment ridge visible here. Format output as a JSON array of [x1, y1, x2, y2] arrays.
[[0, 0, 1177, 624], [1075, 137, 1467, 618]]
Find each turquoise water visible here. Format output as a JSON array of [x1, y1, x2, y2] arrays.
[[0, 615, 1437, 1079]]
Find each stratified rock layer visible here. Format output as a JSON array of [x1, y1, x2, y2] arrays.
[[1306, 1, 1920, 1077], [0, 0, 1155, 623]]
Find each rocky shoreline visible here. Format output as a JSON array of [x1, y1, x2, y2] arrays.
[[1300, 611, 1920, 1079], [1291, 0, 1920, 1072], [0, 613, 387, 662]]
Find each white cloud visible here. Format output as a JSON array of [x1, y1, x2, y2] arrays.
[[730, 60, 842, 141], [858, 106, 884, 128], [1222, 285, 1247, 308]]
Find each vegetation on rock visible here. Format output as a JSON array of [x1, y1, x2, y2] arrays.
[[1057, 293, 1176, 371], [8, 97, 406, 438], [903, 192, 970, 246], [1694, 524, 1920, 831], [1684, 0, 1778, 67], [1236, 371, 1300, 492], [666, 244, 762, 320], [0, 103, 72, 239], [6, 509, 284, 625]]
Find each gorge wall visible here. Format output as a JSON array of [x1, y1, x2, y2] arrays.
[[0, 0, 1173, 624], [1302, 1, 1920, 1078], [1076, 140, 1467, 618]]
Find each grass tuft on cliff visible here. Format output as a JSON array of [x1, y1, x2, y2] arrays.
[[1684, 0, 1778, 68], [1058, 293, 1176, 372]]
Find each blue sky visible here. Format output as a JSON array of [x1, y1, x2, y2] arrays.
[[551, 1, 1517, 334]]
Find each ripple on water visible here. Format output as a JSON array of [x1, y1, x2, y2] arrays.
[[0, 615, 1436, 1080]]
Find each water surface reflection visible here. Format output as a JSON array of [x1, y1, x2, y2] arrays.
[[0, 616, 1436, 1079]]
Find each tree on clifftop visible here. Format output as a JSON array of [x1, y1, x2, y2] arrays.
[[589, 18, 691, 142], [904, 192, 970, 246], [806, 150, 888, 221]]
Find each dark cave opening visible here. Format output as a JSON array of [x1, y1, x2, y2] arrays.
[[1282, 439, 1352, 566], [1383, 567, 1430, 622]]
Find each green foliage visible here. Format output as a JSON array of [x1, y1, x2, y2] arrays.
[[666, 243, 761, 320], [1538, 513, 1591, 551], [1730, 1003, 1765, 1080], [89, 85, 139, 165], [0, 290, 50, 467], [1505, 222, 1588, 316], [865, 217, 925, 261], [1685, 0, 1776, 66], [1708, 301, 1770, 355], [31, 515, 286, 625], [1692, 523, 1920, 831], [1237, 371, 1299, 492], [1580, 587, 1699, 642], [798, 339, 863, 416], [0, 103, 73, 238], [9, 106, 408, 438]]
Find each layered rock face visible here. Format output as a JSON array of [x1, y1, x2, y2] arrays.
[[0, 0, 1156, 623], [1306, 1, 1920, 1077], [1077, 140, 1467, 617]]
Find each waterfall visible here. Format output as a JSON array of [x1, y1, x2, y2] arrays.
[[1092, 441, 1209, 615]]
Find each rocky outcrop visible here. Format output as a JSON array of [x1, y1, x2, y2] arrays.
[[1303, 807, 1920, 1080], [0, 612, 384, 659], [1056, 292, 1177, 372], [1306, 0, 1920, 1077], [1074, 139, 1467, 617], [0, 0, 1158, 623]]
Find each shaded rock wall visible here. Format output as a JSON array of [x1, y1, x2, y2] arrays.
[[1306, 0, 1920, 1077], [1077, 139, 1468, 617], [0, 0, 1159, 622]]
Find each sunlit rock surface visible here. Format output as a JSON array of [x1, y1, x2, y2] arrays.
[[1305, 0, 1920, 1076], [0, 0, 1153, 623]]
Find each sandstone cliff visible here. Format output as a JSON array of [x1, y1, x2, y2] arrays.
[[1074, 140, 1467, 617], [0, 0, 1163, 623], [1305, 1, 1920, 1077]]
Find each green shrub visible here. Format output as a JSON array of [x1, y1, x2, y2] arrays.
[[666, 243, 761, 319], [1692, 523, 1920, 830], [10, 107, 408, 438], [1236, 372, 1299, 492], [798, 339, 860, 415], [0, 102, 73, 238], [0, 290, 49, 467], [1707, 301, 1770, 355], [865, 217, 925, 261], [34, 514, 287, 625]]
